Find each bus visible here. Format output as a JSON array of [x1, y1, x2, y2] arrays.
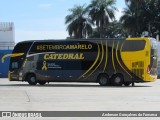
[[2, 37, 158, 86]]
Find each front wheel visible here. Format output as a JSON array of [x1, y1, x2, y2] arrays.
[[98, 74, 110, 86], [27, 74, 37, 85]]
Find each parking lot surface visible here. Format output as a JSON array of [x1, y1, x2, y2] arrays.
[[0, 78, 160, 120], [0, 78, 160, 111]]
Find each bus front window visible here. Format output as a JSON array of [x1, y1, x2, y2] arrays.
[[10, 42, 33, 71]]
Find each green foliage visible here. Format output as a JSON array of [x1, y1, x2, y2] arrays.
[[87, 0, 117, 38], [105, 20, 128, 38], [65, 5, 93, 39], [121, 0, 160, 37], [65, 0, 160, 39]]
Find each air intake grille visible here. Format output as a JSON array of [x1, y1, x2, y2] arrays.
[[132, 61, 144, 79]]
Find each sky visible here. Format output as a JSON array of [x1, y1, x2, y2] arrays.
[[0, 0, 126, 43]]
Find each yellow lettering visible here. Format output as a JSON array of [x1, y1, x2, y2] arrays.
[[37, 44, 93, 50], [63, 54, 68, 59], [88, 44, 92, 49], [74, 54, 78, 59], [80, 53, 84, 59], [68, 54, 74, 59], [81, 44, 85, 49], [58, 54, 63, 59], [44, 53, 84, 60], [44, 54, 49, 60], [52, 54, 58, 59]]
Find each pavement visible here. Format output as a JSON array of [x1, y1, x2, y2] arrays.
[[0, 78, 160, 119]]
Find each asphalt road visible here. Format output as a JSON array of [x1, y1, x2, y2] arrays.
[[0, 78, 160, 119]]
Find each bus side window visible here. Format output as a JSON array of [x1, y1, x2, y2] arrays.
[[122, 40, 146, 52], [12, 62, 18, 69]]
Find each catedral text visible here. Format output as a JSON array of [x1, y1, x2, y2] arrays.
[[44, 53, 84, 60]]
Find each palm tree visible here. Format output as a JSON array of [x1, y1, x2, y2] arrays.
[[122, 0, 160, 37], [87, 0, 117, 38], [120, 3, 137, 36], [124, 0, 146, 36], [65, 5, 93, 39]]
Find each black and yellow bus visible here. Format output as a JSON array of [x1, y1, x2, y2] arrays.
[[2, 37, 158, 86]]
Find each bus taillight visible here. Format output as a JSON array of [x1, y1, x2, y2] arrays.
[[147, 65, 151, 74]]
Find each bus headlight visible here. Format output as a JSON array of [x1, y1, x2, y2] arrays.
[[19, 72, 23, 76]]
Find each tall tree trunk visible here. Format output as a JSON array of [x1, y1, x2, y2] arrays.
[[100, 16, 104, 38], [79, 23, 83, 38]]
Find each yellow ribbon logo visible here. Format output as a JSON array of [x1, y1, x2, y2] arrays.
[[42, 61, 47, 71]]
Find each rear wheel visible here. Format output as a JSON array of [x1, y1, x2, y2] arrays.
[[98, 74, 110, 86], [39, 81, 46, 85], [111, 74, 123, 86], [27, 74, 37, 85]]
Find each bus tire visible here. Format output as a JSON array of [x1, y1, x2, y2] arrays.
[[111, 74, 123, 86], [27, 74, 37, 85], [39, 81, 46, 85], [98, 74, 110, 86], [124, 82, 131, 86]]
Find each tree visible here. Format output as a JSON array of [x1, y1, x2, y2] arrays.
[[87, 0, 117, 38], [144, 0, 160, 37], [65, 5, 93, 39], [125, 0, 146, 36], [120, 3, 137, 36], [121, 0, 160, 37], [105, 20, 128, 38]]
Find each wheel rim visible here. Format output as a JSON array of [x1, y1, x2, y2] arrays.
[[30, 77, 36, 83], [114, 77, 121, 83], [100, 77, 107, 85]]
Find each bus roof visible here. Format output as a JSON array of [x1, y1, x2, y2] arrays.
[[17, 38, 125, 43], [17, 37, 155, 44]]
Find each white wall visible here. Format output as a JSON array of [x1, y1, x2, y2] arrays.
[[0, 22, 15, 50]]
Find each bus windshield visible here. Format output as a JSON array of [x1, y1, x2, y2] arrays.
[[10, 42, 33, 70]]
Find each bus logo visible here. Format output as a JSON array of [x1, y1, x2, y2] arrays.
[[2, 112, 11, 118], [42, 61, 47, 71]]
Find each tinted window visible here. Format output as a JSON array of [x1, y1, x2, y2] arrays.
[[12, 62, 18, 69], [13, 42, 33, 54], [122, 40, 146, 52], [29, 41, 97, 54], [10, 42, 33, 70]]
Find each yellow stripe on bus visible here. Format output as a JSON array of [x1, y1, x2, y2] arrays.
[[103, 41, 108, 72], [2, 53, 24, 63], [85, 42, 104, 79], [112, 42, 116, 72], [116, 41, 132, 77], [78, 43, 100, 79]]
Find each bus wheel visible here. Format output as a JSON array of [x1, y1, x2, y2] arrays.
[[27, 74, 37, 85], [98, 74, 110, 86], [124, 82, 131, 86], [111, 74, 123, 86], [39, 81, 46, 85]]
